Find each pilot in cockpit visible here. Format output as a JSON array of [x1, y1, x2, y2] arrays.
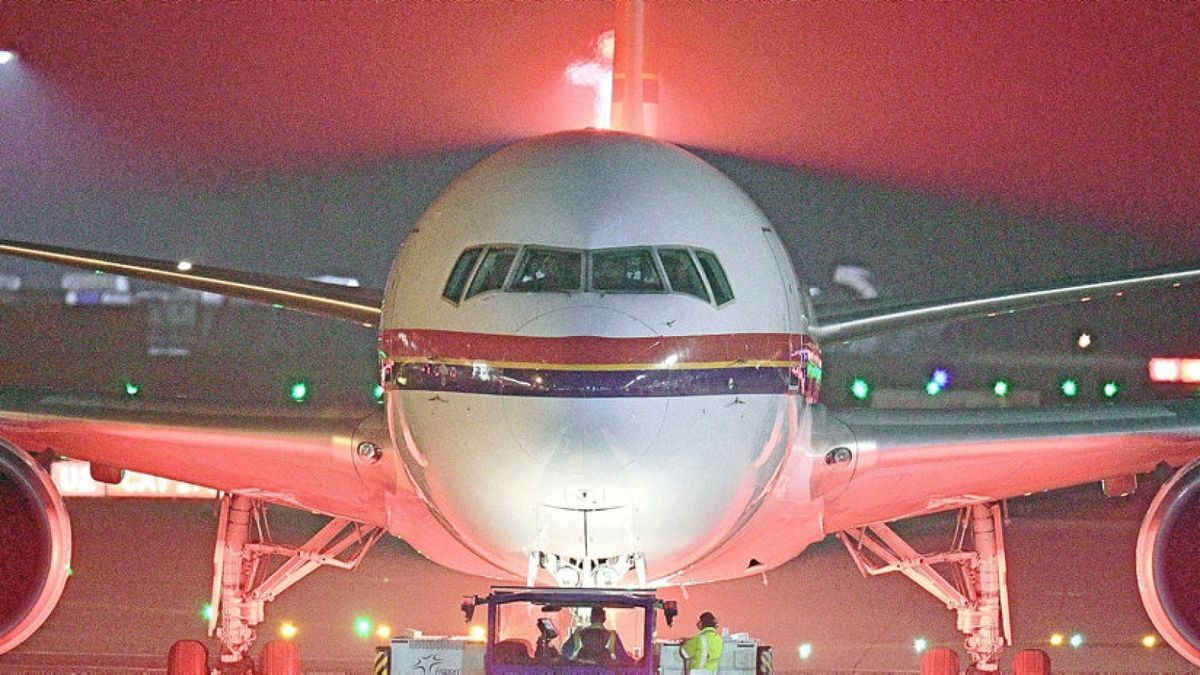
[[519, 253, 561, 292]]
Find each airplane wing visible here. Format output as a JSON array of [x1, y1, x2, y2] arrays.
[[0, 240, 511, 585], [800, 260, 1200, 528], [817, 399, 1200, 532], [811, 263, 1200, 342], [0, 239, 383, 326], [0, 388, 398, 525]]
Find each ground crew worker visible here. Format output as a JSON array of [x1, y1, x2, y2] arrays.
[[562, 607, 630, 664], [680, 611, 723, 674]]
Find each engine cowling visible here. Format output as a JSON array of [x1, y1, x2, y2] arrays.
[[0, 440, 73, 655], [1137, 458, 1200, 667]]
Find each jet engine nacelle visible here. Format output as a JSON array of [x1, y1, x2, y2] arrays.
[[0, 440, 72, 656], [1137, 459, 1200, 667]]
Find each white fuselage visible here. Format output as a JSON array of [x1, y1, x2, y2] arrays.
[[379, 131, 821, 584]]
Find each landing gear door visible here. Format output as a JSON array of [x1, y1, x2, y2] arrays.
[[536, 505, 587, 560]]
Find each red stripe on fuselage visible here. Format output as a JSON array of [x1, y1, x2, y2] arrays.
[[380, 329, 813, 366]]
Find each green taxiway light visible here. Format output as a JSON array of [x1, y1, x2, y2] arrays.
[[373, 384, 385, 403], [992, 380, 1010, 397], [1103, 381, 1120, 399], [925, 380, 942, 396], [123, 380, 141, 397], [913, 637, 928, 653], [201, 602, 214, 622], [1060, 378, 1078, 398], [354, 616, 374, 638], [289, 380, 309, 403], [850, 378, 871, 401]]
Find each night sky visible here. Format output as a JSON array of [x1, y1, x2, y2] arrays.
[[2, 3, 1198, 237], [1, 4, 1199, 671]]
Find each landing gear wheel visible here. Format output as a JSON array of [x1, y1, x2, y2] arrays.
[[919, 647, 960, 675], [1012, 648, 1052, 674], [259, 639, 302, 675], [166, 639, 208, 675]]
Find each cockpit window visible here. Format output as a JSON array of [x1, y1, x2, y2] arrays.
[[510, 247, 584, 293], [590, 248, 665, 292], [442, 246, 482, 303], [657, 248, 710, 302], [695, 250, 733, 305], [445, 244, 734, 306], [465, 246, 518, 299]]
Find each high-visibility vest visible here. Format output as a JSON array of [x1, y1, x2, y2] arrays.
[[681, 627, 723, 672], [565, 624, 617, 662]]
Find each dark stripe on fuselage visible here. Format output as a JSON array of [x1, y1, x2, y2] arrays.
[[381, 329, 799, 366], [392, 362, 793, 397], [380, 329, 821, 399]]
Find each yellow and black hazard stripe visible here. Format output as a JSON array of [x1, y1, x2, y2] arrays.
[[757, 645, 773, 674], [374, 646, 389, 675]]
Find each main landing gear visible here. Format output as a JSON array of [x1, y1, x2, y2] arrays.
[[838, 502, 1052, 674], [167, 493, 384, 675]]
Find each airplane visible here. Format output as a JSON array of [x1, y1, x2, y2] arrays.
[[1, 129, 1200, 673]]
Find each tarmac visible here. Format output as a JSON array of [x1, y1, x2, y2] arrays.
[[1, 473, 1196, 674]]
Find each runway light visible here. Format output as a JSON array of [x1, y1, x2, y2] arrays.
[[798, 643, 813, 659], [289, 380, 309, 403], [1049, 632, 1065, 647], [375, 624, 393, 640], [913, 637, 928, 654], [931, 368, 951, 388], [1077, 332, 1093, 349], [925, 380, 942, 396], [280, 622, 298, 640], [1103, 381, 1120, 399], [1141, 634, 1157, 649], [354, 616, 373, 639], [176, 260, 194, 272], [1179, 360, 1200, 383], [123, 380, 141, 397], [468, 624, 487, 642], [992, 379, 1010, 397], [850, 378, 871, 401], [1069, 633, 1084, 648], [1060, 378, 1078, 398], [0, 50, 15, 65], [1149, 357, 1200, 384], [201, 602, 214, 622]]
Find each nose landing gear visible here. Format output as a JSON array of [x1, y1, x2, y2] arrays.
[[528, 550, 648, 588]]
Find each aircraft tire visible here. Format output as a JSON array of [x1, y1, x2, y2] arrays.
[[259, 639, 301, 675], [1012, 648, 1052, 674], [166, 639, 208, 675], [918, 647, 960, 675]]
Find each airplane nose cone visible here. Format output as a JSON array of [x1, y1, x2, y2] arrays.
[[503, 307, 668, 471]]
